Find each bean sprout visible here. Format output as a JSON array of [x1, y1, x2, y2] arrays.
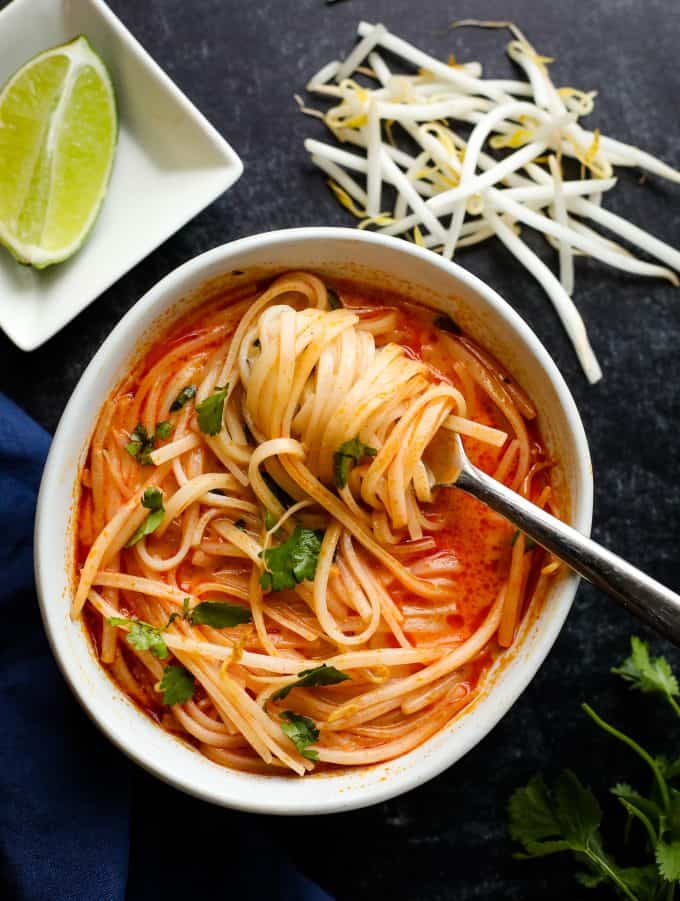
[[299, 21, 680, 382]]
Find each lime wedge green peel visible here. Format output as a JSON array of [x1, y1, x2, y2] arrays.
[[0, 36, 117, 268]]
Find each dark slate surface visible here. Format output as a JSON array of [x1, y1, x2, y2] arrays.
[[2, 1, 679, 898]]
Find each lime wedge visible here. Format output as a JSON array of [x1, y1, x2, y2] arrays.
[[0, 36, 117, 268]]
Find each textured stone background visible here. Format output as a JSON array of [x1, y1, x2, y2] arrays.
[[2, 1, 679, 898]]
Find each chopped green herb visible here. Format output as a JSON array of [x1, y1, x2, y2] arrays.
[[280, 711, 319, 760], [234, 518, 247, 531], [155, 420, 173, 440], [333, 436, 377, 488], [125, 487, 165, 547], [170, 385, 196, 412], [188, 601, 252, 628], [159, 664, 195, 705], [271, 663, 350, 701], [125, 421, 173, 464], [165, 611, 180, 629], [125, 423, 155, 465], [434, 314, 462, 335], [510, 637, 680, 899], [327, 287, 343, 310], [260, 526, 323, 592], [108, 616, 168, 659], [182, 597, 191, 618], [142, 486, 162, 509], [196, 385, 228, 435]]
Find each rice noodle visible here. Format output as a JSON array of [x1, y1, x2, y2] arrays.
[[73, 273, 558, 775], [300, 20, 680, 382]]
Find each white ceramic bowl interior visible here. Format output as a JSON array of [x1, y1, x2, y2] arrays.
[[35, 228, 592, 815]]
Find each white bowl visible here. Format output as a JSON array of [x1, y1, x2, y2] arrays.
[[35, 228, 592, 815], [0, 0, 242, 350]]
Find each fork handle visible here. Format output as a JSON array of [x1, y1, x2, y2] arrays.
[[457, 462, 680, 646]]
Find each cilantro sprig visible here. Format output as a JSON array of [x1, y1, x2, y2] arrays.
[[108, 595, 250, 689], [125, 487, 165, 547], [260, 525, 323, 591], [271, 663, 350, 701], [108, 616, 169, 659], [333, 436, 377, 489], [196, 384, 228, 435], [509, 636, 680, 900], [612, 636, 680, 718], [280, 711, 319, 760], [170, 385, 196, 412]]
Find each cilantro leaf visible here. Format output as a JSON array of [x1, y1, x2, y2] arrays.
[[155, 420, 173, 440], [260, 526, 323, 592], [196, 385, 228, 435], [656, 841, 680, 882], [159, 664, 195, 705], [170, 385, 196, 411], [326, 287, 343, 310], [433, 314, 462, 335], [554, 770, 603, 849], [280, 711, 319, 760], [613, 637, 680, 716], [108, 616, 168, 659], [125, 423, 155, 465], [142, 487, 163, 511], [333, 436, 377, 488], [125, 488, 165, 547], [509, 771, 602, 860], [508, 773, 563, 847], [189, 601, 252, 628], [271, 663, 350, 701], [509, 772, 600, 860], [125, 422, 172, 464]]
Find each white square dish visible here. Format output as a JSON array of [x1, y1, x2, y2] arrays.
[[0, 0, 243, 351]]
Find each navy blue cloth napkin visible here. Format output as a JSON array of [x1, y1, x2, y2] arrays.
[[0, 393, 330, 901]]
